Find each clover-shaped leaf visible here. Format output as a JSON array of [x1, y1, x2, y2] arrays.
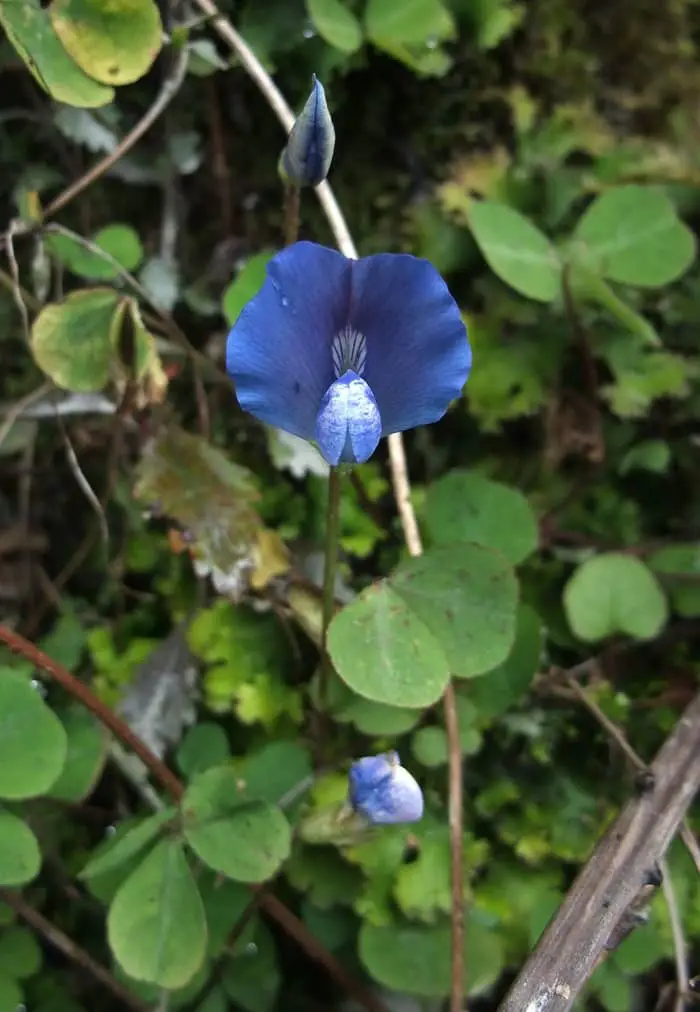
[[564, 553, 668, 642]]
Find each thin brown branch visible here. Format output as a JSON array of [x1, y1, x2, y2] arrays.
[[44, 46, 190, 221], [497, 691, 700, 1012], [0, 888, 148, 1012], [444, 681, 465, 1012], [659, 856, 688, 1012], [0, 624, 387, 1012]]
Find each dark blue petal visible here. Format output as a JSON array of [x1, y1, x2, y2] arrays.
[[348, 752, 423, 826], [348, 254, 471, 436], [280, 75, 335, 187], [226, 242, 351, 441], [315, 370, 382, 466]]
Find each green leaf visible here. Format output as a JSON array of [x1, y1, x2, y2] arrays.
[[47, 225, 144, 280], [328, 583, 452, 708], [30, 288, 120, 392], [46, 705, 108, 802], [182, 766, 292, 883], [411, 714, 481, 768], [365, 0, 454, 46], [0, 927, 42, 979], [572, 185, 696, 288], [0, 812, 41, 886], [359, 917, 503, 997], [80, 809, 175, 880], [390, 543, 519, 679], [424, 470, 538, 564], [229, 741, 313, 810], [564, 553, 668, 642], [0, 671, 67, 799], [108, 839, 207, 988], [0, 974, 22, 1010], [198, 872, 252, 957], [221, 922, 280, 1012], [0, 0, 113, 108], [648, 544, 700, 617], [467, 201, 562, 302], [306, 0, 362, 53], [222, 251, 275, 326], [50, 0, 162, 85], [469, 603, 542, 718], [176, 723, 230, 779]]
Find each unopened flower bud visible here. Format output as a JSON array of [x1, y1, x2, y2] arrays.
[[279, 75, 335, 188]]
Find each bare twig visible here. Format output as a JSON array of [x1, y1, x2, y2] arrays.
[[44, 47, 190, 220], [0, 382, 52, 452], [659, 856, 688, 1012], [0, 624, 388, 1012], [564, 675, 645, 772], [498, 691, 700, 1012], [0, 889, 148, 1012]]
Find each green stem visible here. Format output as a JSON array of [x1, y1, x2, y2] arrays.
[[320, 466, 342, 706], [284, 185, 301, 246]]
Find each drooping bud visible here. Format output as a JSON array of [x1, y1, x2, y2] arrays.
[[279, 75, 335, 187], [348, 752, 424, 825]]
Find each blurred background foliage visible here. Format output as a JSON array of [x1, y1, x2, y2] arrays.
[[1, 0, 700, 1010]]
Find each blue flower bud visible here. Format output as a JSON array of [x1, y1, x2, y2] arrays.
[[348, 751, 424, 826], [280, 75, 335, 187]]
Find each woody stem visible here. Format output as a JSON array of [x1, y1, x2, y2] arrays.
[[320, 465, 342, 709]]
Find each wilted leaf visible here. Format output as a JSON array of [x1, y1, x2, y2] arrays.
[[50, 0, 162, 85], [30, 288, 119, 392], [134, 426, 263, 595], [0, 0, 113, 107]]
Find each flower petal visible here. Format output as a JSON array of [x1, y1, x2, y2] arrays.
[[348, 254, 471, 436], [226, 242, 351, 440], [348, 752, 423, 825], [315, 371, 382, 465]]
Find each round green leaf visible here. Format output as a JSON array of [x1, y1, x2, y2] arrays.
[[47, 225, 144, 280], [0, 927, 42, 979], [31, 288, 120, 392], [306, 0, 362, 52], [469, 603, 542, 719], [223, 251, 275, 326], [390, 543, 519, 679], [467, 200, 562, 302], [365, 0, 453, 46], [328, 583, 452, 708], [50, 0, 162, 86], [182, 766, 292, 883], [229, 741, 312, 810], [0, 973, 22, 1010], [338, 697, 421, 736], [564, 553, 668, 642], [359, 918, 503, 997], [108, 839, 207, 988], [0, 671, 67, 799], [0, 812, 41, 886], [46, 706, 108, 802], [177, 723, 230, 779], [0, 0, 113, 108], [572, 185, 696, 288], [424, 470, 538, 564]]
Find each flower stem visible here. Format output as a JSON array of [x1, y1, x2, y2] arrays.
[[320, 465, 342, 708], [284, 184, 301, 246]]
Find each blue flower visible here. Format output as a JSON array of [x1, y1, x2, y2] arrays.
[[280, 75, 335, 187], [226, 241, 471, 466], [348, 751, 423, 825]]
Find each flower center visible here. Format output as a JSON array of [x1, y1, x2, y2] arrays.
[[332, 326, 366, 379]]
